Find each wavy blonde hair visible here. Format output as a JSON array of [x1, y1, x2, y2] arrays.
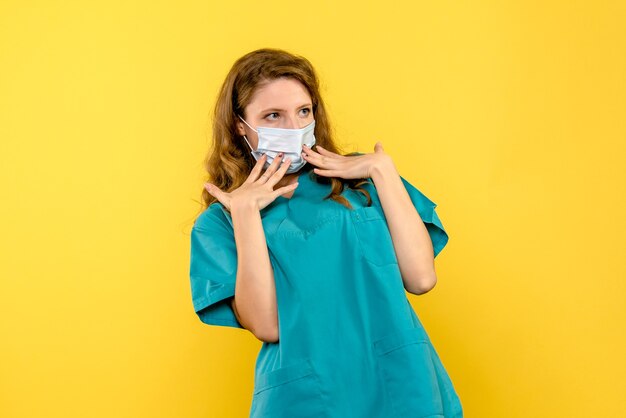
[[195, 48, 372, 220]]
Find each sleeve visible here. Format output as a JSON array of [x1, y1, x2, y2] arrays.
[[399, 175, 449, 258], [189, 210, 244, 329]]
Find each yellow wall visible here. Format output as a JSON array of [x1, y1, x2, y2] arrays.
[[1, 1, 624, 417]]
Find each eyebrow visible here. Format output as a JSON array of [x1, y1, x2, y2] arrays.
[[258, 103, 312, 114]]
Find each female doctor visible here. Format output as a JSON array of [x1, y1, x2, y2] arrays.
[[189, 47, 463, 417]]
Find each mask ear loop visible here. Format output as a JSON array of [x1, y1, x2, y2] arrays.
[[242, 134, 254, 151], [238, 115, 258, 132], [237, 115, 258, 152]]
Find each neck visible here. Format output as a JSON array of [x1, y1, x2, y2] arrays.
[[277, 166, 308, 187]]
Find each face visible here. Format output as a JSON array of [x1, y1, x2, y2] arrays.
[[236, 77, 314, 150]]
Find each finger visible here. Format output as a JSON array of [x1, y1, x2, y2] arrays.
[[205, 183, 232, 212], [266, 151, 285, 175], [246, 154, 268, 183], [310, 145, 346, 159], [268, 156, 293, 185], [273, 180, 299, 199], [304, 145, 347, 164], [257, 152, 284, 184], [205, 182, 225, 201], [312, 167, 338, 177], [302, 150, 344, 170], [374, 141, 384, 153]]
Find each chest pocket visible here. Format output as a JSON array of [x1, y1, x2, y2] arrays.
[[351, 205, 398, 266]]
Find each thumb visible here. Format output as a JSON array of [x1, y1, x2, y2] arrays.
[[374, 141, 384, 153], [205, 183, 230, 209], [204, 182, 223, 200]]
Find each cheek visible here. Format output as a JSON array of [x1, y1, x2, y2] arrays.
[[245, 132, 260, 150], [250, 133, 260, 148]]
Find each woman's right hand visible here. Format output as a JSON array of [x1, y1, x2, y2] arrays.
[[204, 153, 298, 213]]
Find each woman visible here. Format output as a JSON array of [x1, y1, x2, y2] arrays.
[[189, 48, 463, 418]]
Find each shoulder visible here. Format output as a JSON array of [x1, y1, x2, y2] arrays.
[[398, 175, 437, 207], [193, 202, 233, 233]]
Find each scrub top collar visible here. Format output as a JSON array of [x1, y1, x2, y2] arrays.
[[217, 165, 328, 225]]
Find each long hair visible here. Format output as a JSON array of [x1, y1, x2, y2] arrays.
[[196, 48, 372, 219]]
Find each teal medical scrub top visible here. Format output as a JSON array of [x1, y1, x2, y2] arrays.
[[189, 164, 463, 418]]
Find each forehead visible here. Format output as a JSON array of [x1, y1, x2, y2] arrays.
[[247, 78, 311, 113]]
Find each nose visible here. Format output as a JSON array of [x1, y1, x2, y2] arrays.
[[283, 114, 300, 129]]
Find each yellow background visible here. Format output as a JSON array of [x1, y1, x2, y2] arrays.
[[1, 1, 625, 417]]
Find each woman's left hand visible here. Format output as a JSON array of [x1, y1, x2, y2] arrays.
[[302, 141, 393, 180]]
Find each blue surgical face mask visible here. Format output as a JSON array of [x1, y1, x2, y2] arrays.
[[238, 115, 316, 174]]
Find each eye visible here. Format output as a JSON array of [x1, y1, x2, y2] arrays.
[[264, 112, 279, 121], [300, 107, 311, 117]]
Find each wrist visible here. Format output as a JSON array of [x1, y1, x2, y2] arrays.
[[230, 197, 260, 215], [370, 155, 397, 183]]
